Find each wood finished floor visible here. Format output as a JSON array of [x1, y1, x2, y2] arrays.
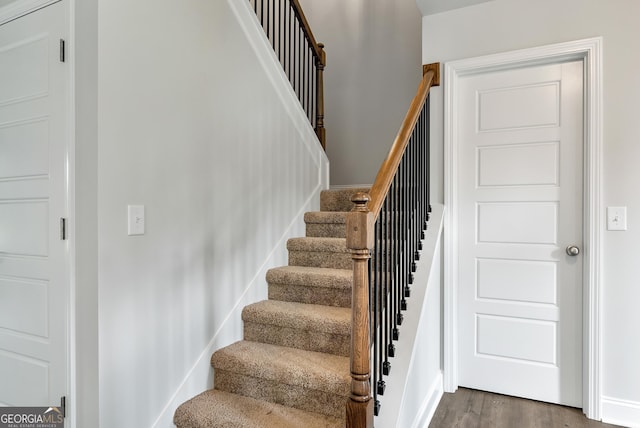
[[429, 388, 623, 428]]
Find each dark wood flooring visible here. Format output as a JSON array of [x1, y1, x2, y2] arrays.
[[429, 388, 623, 428]]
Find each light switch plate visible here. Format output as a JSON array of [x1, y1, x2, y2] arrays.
[[128, 205, 145, 235], [607, 206, 627, 231]]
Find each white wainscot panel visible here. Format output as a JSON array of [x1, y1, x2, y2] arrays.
[[0, 119, 49, 179], [478, 82, 559, 132], [477, 202, 557, 244], [0, 278, 48, 337], [477, 258, 557, 304], [476, 314, 557, 365], [0, 350, 48, 406], [0, 36, 48, 105], [0, 200, 48, 256], [478, 142, 559, 187]]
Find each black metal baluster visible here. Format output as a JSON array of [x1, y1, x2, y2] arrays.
[[426, 96, 431, 219], [376, 215, 386, 395], [392, 177, 401, 341], [287, 3, 291, 78], [400, 154, 408, 312], [297, 26, 302, 99], [382, 198, 392, 372], [278, 0, 282, 66], [388, 188, 397, 356], [303, 44, 307, 119], [308, 47, 312, 121]]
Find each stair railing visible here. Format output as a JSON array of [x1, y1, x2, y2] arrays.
[[346, 63, 440, 427], [249, 0, 326, 149]]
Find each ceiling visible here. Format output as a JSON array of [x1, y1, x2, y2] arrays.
[[416, 0, 494, 16]]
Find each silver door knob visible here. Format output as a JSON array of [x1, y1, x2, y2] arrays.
[[566, 245, 580, 256]]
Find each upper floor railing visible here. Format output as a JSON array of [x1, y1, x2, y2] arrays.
[[249, 0, 326, 149], [346, 63, 440, 427]]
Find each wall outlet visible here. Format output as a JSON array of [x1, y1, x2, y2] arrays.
[[128, 205, 145, 235], [607, 206, 627, 231]]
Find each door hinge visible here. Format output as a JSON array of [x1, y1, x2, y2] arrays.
[[60, 396, 66, 418], [60, 218, 67, 240], [59, 39, 66, 62]]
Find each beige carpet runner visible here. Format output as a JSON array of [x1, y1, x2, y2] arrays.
[[174, 188, 369, 428]]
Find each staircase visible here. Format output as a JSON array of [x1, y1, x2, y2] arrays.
[[174, 187, 369, 428]]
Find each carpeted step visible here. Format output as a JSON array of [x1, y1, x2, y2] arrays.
[[266, 266, 352, 307], [288, 237, 351, 270], [243, 300, 350, 356], [174, 389, 343, 428], [304, 211, 348, 238], [320, 187, 370, 212], [212, 341, 350, 419]]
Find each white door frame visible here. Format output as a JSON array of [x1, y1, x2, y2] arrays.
[[443, 38, 603, 420]]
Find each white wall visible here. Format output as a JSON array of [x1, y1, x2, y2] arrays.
[[422, 1, 640, 425], [298, 0, 422, 186], [93, 0, 328, 426]]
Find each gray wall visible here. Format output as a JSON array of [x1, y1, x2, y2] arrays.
[[422, 0, 640, 424], [75, 0, 329, 426], [300, 0, 423, 186]]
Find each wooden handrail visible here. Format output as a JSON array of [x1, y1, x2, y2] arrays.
[[368, 63, 440, 219], [289, 0, 325, 65], [346, 63, 440, 428]]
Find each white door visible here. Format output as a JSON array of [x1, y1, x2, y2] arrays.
[[457, 60, 584, 407], [0, 1, 69, 406]]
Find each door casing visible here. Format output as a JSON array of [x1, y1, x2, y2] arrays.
[[443, 37, 603, 420]]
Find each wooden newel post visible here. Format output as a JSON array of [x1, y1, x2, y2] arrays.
[[346, 192, 374, 428], [315, 43, 326, 151]]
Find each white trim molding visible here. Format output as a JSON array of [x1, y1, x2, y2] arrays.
[[602, 396, 640, 428], [443, 37, 603, 420], [0, 0, 60, 25]]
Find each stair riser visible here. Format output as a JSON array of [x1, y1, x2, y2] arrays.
[[244, 322, 350, 357], [289, 251, 352, 270], [214, 371, 347, 419], [320, 188, 370, 212], [268, 284, 351, 308], [305, 223, 346, 238]]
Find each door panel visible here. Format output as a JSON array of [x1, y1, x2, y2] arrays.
[[0, 1, 68, 407], [457, 60, 584, 407]]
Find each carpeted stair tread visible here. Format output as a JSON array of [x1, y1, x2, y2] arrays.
[[266, 266, 352, 289], [267, 266, 352, 307], [288, 237, 352, 270], [305, 211, 348, 238], [243, 301, 351, 355], [305, 211, 348, 224], [173, 389, 343, 428], [211, 340, 350, 397], [287, 237, 349, 253], [243, 300, 350, 335], [320, 187, 370, 212]]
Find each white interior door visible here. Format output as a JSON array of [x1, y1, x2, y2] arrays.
[[0, 0, 69, 406], [457, 60, 584, 407]]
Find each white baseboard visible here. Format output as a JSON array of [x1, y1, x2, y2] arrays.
[[602, 396, 640, 427], [411, 373, 444, 428]]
